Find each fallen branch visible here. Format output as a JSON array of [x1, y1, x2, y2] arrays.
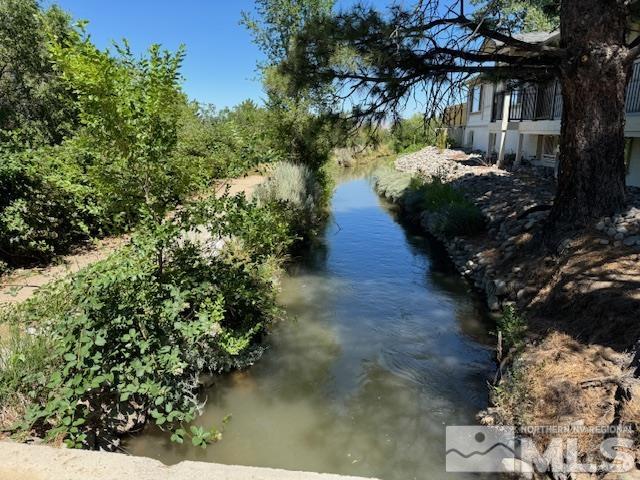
[[580, 376, 636, 389]]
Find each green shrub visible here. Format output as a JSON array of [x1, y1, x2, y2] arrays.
[[430, 202, 485, 238], [51, 34, 188, 226], [432, 202, 485, 238], [390, 115, 440, 154], [0, 195, 294, 449], [372, 170, 485, 238], [254, 161, 323, 237], [0, 147, 101, 263], [175, 101, 281, 181], [496, 305, 527, 352], [372, 167, 413, 202], [412, 177, 464, 212], [435, 128, 449, 151], [0, 323, 58, 427], [410, 177, 485, 238]]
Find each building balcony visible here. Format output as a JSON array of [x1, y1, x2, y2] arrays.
[[490, 62, 640, 123]]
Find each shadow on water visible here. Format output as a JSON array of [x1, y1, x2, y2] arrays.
[[127, 164, 496, 480]]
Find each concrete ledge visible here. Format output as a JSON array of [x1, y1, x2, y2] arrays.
[[0, 442, 377, 480]]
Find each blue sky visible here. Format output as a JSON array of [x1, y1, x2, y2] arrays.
[[46, 0, 395, 109]]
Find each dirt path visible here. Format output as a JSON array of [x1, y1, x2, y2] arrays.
[[0, 175, 265, 306]]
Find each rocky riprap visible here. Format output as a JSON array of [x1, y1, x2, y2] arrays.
[[394, 146, 484, 181], [594, 188, 640, 247], [392, 148, 555, 311], [388, 147, 640, 313]]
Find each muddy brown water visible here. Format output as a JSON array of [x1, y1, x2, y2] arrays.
[[128, 166, 495, 480]]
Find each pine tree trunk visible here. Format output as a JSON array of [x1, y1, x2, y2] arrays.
[[548, 0, 633, 231]]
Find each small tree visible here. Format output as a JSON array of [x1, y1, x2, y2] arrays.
[[52, 33, 187, 226], [242, 0, 337, 170], [0, 0, 78, 148]]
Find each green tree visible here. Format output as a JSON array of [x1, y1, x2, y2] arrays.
[[285, 0, 640, 231], [0, 0, 78, 148], [242, 0, 334, 66], [51, 33, 187, 226], [470, 0, 559, 33], [242, 0, 336, 170]]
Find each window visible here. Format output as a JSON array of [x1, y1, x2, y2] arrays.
[[467, 130, 474, 147], [542, 135, 559, 156], [470, 86, 482, 113]]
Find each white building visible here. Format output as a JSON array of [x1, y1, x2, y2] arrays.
[[458, 32, 640, 188]]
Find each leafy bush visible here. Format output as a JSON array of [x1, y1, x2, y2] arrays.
[[390, 115, 440, 154], [431, 202, 485, 238], [0, 195, 294, 449], [51, 34, 188, 226], [0, 0, 78, 148], [496, 305, 527, 352], [373, 169, 484, 238], [0, 323, 57, 430], [411, 177, 485, 238], [0, 147, 101, 264]]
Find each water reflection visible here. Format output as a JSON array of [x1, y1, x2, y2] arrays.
[[128, 167, 495, 480]]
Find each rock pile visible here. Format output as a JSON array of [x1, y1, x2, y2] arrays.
[[594, 188, 640, 247], [395, 146, 484, 181]]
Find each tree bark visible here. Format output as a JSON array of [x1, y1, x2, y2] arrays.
[[548, 0, 633, 231]]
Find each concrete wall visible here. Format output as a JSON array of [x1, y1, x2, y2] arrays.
[[502, 131, 519, 156], [521, 134, 539, 160], [0, 442, 378, 480], [465, 126, 489, 151], [518, 119, 560, 135]]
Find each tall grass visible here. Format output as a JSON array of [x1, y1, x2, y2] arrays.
[[373, 168, 485, 239], [372, 167, 413, 203], [254, 162, 319, 210], [253, 161, 323, 238]]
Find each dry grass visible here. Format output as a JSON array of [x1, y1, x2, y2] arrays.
[[513, 332, 625, 456], [621, 387, 640, 424], [0, 392, 27, 434]]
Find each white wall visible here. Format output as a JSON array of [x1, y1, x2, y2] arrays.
[[466, 83, 493, 128], [521, 134, 539, 159], [503, 131, 519, 155], [465, 126, 489, 151], [627, 137, 640, 187]]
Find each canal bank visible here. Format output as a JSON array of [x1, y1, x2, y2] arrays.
[[374, 147, 640, 477]]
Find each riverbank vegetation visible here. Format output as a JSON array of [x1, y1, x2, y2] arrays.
[[0, 0, 338, 449], [331, 115, 452, 169], [0, 194, 299, 449], [373, 167, 484, 239], [0, 0, 340, 273]]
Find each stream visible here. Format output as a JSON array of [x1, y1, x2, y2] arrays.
[[128, 165, 495, 480]]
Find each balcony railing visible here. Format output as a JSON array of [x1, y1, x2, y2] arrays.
[[627, 61, 640, 114], [506, 81, 562, 122], [489, 62, 640, 122]]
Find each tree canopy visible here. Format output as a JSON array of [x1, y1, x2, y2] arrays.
[[284, 0, 640, 227]]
